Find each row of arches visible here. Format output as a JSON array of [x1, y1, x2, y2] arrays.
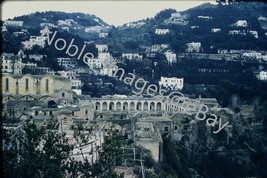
[[94, 101, 164, 111]]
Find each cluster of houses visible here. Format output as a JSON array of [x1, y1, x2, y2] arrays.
[[2, 14, 267, 176]]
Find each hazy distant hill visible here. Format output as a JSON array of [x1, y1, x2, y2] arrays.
[[11, 11, 110, 28], [109, 2, 267, 53]]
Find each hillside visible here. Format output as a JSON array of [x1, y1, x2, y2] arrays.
[[107, 2, 267, 53]]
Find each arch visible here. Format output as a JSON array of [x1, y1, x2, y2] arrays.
[[48, 100, 57, 108], [130, 102, 135, 111], [2, 95, 17, 103], [156, 102, 162, 111], [150, 102, 155, 111], [109, 102, 115, 111], [102, 102, 108, 111], [122, 102, 128, 111], [94, 112, 110, 120], [136, 102, 142, 111], [19, 95, 35, 101], [39, 95, 53, 101], [143, 102, 149, 111], [116, 102, 122, 111], [95, 102, 101, 111]]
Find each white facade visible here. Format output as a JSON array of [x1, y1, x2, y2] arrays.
[[124, 21, 146, 28], [85, 26, 103, 33], [96, 45, 108, 53], [186, 42, 201, 53], [22, 36, 47, 50], [164, 13, 188, 25], [86, 58, 102, 68], [229, 30, 246, 35], [22, 62, 37, 70], [198, 16, 212, 20], [29, 54, 44, 61], [155, 29, 170, 35], [58, 19, 76, 26], [40, 23, 56, 28], [211, 28, 221, 33], [99, 32, 108, 38], [13, 32, 26, 37], [57, 58, 78, 68], [57, 71, 77, 80], [164, 51, 177, 65], [258, 71, 267, 80], [1, 53, 22, 74], [249, 31, 258, 38], [122, 53, 143, 60], [159, 77, 184, 90], [151, 44, 169, 52], [71, 79, 83, 88], [4, 20, 23, 26], [98, 52, 111, 61], [234, 20, 248, 27]]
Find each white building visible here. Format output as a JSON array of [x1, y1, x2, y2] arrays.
[[122, 53, 143, 60], [86, 58, 102, 69], [249, 31, 258, 38], [58, 19, 76, 26], [164, 13, 188, 25], [29, 54, 44, 61], [159, 77, 184, 90], [1, 25, 7, 32], [71, 79, 83, 88], [242, 52, 262, 58], [1, 53, 22, 74], [57, 71, 78, 80], [13, 31, 26, 37], [155, 29, 170, 35], [186, 42, 201, 53], [164, 51, 177, 65], [85, 26, 103, 33], [99, 32, 108, 38], [21, 36, 47, 50], [234, 20, 248, 27], [96, 45, 108, 53], [198, 16, 212, 20], [124, 21, 146, 28], [57, 58, 78, 68], [40, 23, 56, 28], [98, 52, 112, 61], [151, 44, 169, 52], [211, 28, 221, 33], [4, 20, 23, 27], [257, 71, 267, 80], [191, 26, 199, 29]]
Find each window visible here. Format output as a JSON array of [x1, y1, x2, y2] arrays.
[[165, 126, 169, 132], [5, 78, 9, 91], [85, 110, 88, 115], [45, 79, 49, 92], [25, 78, 29, 91], [62, 93, 65, 97]]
